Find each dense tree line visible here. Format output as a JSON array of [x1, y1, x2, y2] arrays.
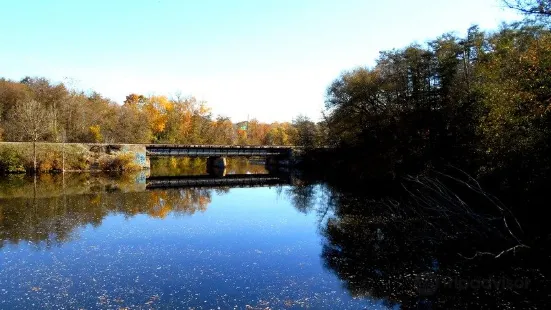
[[323, 16, 551, 182], [312, 5, 551, 307], [0, 78, 325, 146]]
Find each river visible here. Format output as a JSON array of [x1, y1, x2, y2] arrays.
[[0, 158, 549, 309]]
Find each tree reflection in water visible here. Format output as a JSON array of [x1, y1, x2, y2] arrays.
[[150, 157, 269, 176], [0, 158, 272, 249], [1, 170, 549, 308], [285, 178, 318, 214], [0, 173, 218, 249], [309, 173, 551, 309]]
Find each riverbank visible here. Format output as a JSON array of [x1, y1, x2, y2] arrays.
[[0, 142, 150, 173]]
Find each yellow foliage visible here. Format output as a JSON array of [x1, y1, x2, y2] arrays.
[[142, 96, 174, 136], [98, 153, 140, 171], [237, 129, 248, 145], [198, 102, 211, 116], [89, 125, 103, 143], [38, 151, 58, 171], [90, 194, 101, 206]]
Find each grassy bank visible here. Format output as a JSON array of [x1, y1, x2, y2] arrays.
[[0, 142, 146, 174]]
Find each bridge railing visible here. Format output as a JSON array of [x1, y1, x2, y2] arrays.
[[145, 144, 294, 157]]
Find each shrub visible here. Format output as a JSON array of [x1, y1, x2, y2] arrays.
[[0, 147, 25, 173], [99, 153, 140, 171]]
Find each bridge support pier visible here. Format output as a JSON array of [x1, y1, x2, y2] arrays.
[[207, 156, 227, 169], [266, 155, 291, 167]]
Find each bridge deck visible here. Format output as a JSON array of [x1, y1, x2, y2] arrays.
[[146, 144, 293, 157], [146, 144, 293, 149]]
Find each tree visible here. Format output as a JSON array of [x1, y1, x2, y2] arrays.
[[89, 125, 103, 143], [20, 77, 68, 141], [114, 103, 151, 143], [0, 78, 32, 140], [245, 119, 270, 145], [124, 93, 146, 107], [9, 99, 52, 172], [292, 115, 320, 148], [474, 25, 551, 173], [503, 0, 551, 17], [0, 76, 308, 147], [263, 122, 296, 145], [325, 67, 389, 147], [209, 116, 237, 144], [141, 95, 172, 142]]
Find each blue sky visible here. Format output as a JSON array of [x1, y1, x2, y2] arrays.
[[0, 0, 519, 122]]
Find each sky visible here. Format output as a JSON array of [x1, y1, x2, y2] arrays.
[[0, 0, 520, 123]]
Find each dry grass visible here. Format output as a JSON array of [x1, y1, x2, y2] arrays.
[[0, 142, 147, 173]]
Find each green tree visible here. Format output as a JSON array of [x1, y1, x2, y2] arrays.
[[475, 25, 551, 173], [292, 115, 320, 148]]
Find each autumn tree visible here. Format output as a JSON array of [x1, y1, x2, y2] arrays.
[[0, 79, 32, 140], [264, 122, 296, 145], [475, 25, 551, 173], [124, 93, 146, 107], [115, 101, 151, 143], [20, 77, 68, 141], [9, 99, 52, 172], [187, 101, 213, 144], [134, 95, 170, 142], [245, 119, 270, 145], [209, 116, 237, 144], [1, 78, 299, 147]]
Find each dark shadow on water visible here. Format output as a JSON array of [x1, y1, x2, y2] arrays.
[[293, 169, 551, 309]]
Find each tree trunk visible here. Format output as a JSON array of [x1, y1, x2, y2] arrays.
[[33, 140, 37, 174], [62, 139, 66, 173]]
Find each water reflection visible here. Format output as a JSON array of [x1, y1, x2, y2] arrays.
[[284, 178, 319, 214], [150, 157, 269, 176], [0, 161, 290, 250], [0, 173, 219, 249], [314, 173, 551, 309], [1, 168, 548, 308], [0, 170, 385, 309]]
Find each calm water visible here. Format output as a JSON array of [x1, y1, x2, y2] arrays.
[[0, 160, 384, 309], [1, 160, 549, 309]]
